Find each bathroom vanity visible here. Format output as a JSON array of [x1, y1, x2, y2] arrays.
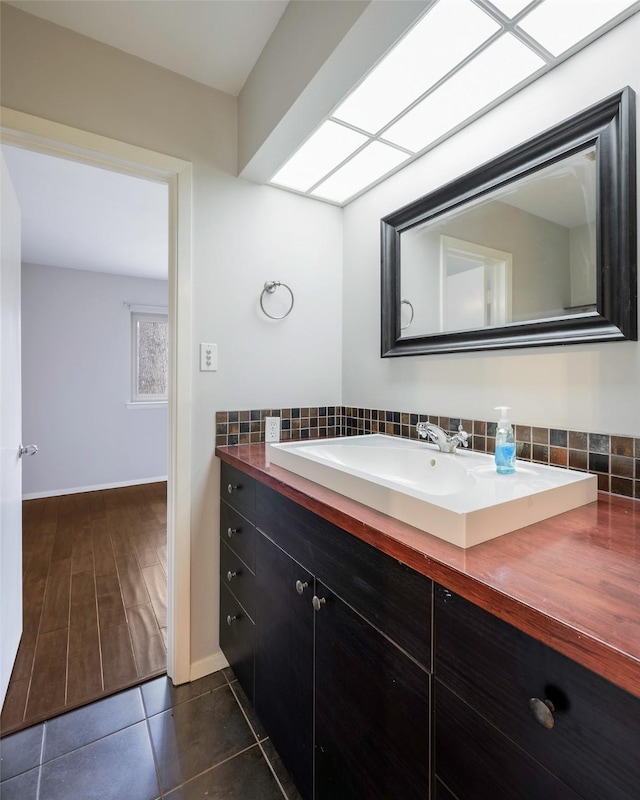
[[216, 443, 640, 800]]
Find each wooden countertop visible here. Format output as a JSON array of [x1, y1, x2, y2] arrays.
[[216, 443, 640, 698]]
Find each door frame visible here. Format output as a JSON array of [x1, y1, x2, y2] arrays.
[[0, 107, 193, 685]]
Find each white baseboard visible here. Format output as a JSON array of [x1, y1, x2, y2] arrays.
[[22, 476, 168, 500], [190, 651, 229, 682]]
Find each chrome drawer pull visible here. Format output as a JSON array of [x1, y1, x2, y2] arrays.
[[227, 527, 238, 538], [226, 614, 239, 625], [528, 697, 555, 729], [226, 570, 238, 581], [227, 483, 239, 494], [296, 580, 309, 595], [312, 595, 326, 612]]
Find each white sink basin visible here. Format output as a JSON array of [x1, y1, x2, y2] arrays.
[[267, 434, 597, 548]]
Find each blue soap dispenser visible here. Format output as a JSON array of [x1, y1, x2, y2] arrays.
[[494, 406, 516, 474]]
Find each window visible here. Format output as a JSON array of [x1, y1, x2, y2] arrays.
[[130, 308, 168, 404]]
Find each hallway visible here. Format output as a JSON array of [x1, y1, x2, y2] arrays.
[[1, 482, 167, 735]]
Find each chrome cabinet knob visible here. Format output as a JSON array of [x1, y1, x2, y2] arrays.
[[226, 614, 238, 626], [528, 697, 555, 729], [438, 587, 453, 603], [227, 483, 239, 494], [19, 444, 38, 458], [295, 580, 309, 595], [312, 595, 326, 612], [227, 527, 237, 538], [226, 570, 238, 581]]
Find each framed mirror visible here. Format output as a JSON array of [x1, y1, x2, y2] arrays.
[[381, 87, 636, 356]]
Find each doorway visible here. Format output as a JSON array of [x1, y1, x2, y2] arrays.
[[440, 235, 513, 332], [0, 108, 193, 732]]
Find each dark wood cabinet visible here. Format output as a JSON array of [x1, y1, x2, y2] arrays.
[[434, 585, 640, 800], [218, 456, 640, 800], [220, 466, 432, 800], [255, 533, 314, 800], [314, 579, 430, 800], [219, 462, 257, 704], [219, 582, 255, 703], [434, 779, 458, 800], [435, 681, 581, 800], [255, 481, 432, 669], [220, 500, 255, 571], [253, 519, 431, 800], [220, 540, 254, 620], [221, 461, 255, 521]]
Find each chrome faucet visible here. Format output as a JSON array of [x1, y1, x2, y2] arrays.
[[417, 422, 469, 454]]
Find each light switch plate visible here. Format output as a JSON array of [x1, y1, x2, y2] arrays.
[[200, 343, 217, 371]]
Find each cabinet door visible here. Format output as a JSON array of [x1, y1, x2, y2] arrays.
[[255, 533, 314, 800], [314, 581, 431, 800], [256, 481, 432, 669]]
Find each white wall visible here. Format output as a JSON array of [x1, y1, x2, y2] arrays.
[[0, 4, 343, 667], [342, 15, 640, 437], [21, 264, 168, 497]]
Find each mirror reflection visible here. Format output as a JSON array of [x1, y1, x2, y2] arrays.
[[400, 146, 597, 337]]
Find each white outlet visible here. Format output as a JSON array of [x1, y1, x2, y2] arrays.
[[265, 416, 281, 442], [200, 343, 217, 371]]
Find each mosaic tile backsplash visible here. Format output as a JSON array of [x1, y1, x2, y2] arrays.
[[215, 406, 640, 500]]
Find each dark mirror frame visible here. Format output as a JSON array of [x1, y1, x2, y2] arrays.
[[381, 87, 637, 357]]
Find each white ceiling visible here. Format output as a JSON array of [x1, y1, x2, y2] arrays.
[[6, 0, 289, 96], [3, 0, 289, 280], [2, 144, 169, 280]]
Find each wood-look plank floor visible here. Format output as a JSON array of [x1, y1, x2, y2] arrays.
[[0, 482, 167, 736]]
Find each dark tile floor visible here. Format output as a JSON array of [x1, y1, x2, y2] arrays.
[[0, 669, 301, 800]]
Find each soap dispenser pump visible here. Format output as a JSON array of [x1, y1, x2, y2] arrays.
[[494, 406, 516, 474]]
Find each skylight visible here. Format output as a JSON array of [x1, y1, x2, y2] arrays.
[[517, 0, 639, 56], [382, 34, 544, 153], [490, 0, 533, 17], [331, 0, 500, 135], [313, 142, 411, 204], [268, 0, 639, 206], [270, 120, 367, 192]]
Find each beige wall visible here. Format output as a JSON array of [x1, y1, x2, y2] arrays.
[[1, 4, 344, 669]]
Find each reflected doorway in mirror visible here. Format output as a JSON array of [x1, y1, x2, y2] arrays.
[[440, 236, 512, 332]]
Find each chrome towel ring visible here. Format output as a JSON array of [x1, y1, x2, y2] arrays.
[[260, 281, 294, 319], [401, 299, 414, 330]]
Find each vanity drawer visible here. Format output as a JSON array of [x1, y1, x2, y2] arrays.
[[220, 540, 255, 622], [435, 682, 580, 800], [221, 500, 256, 571], [435, 586, 640, 800], [220, 461, 255, 523], [256, 481, 432, 669], [220, 582, 255, 704]]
